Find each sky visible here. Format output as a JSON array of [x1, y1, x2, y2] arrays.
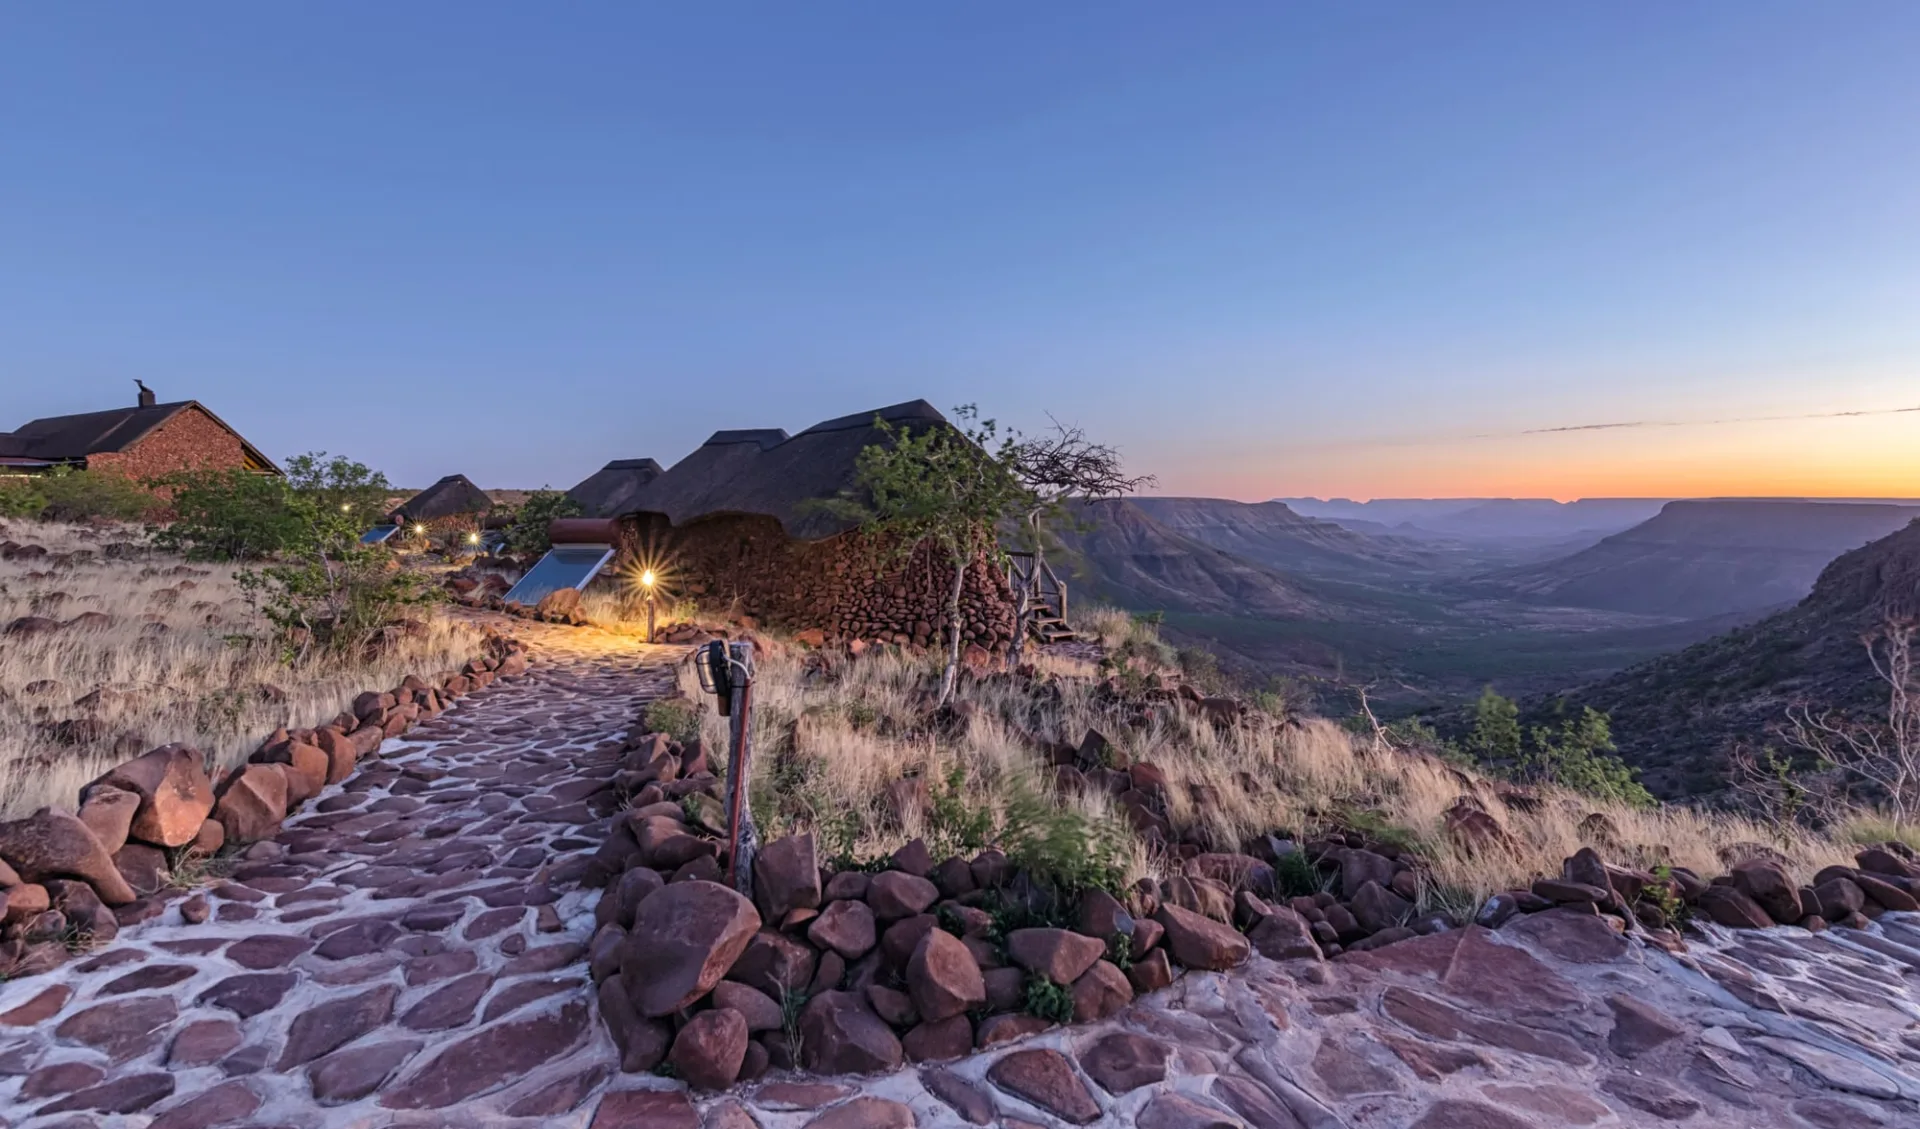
[[2, 4, 1917, 501]]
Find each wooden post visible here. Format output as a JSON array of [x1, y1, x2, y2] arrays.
[[722, 640, 759, 898]]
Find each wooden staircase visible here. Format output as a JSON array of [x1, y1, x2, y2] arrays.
[[1007, 552, 1078, 643]]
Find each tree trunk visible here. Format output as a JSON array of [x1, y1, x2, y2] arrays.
[[937, 551, 968, 707], [1007, 512, 1039, 672]]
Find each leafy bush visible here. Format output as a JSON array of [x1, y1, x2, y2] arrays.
[[154, 451, 391, 562], [153, 468, 309, 560], [0, 476, 49, 518], [1521, 707, 1655, 809], [239, 549, 443, 663], [504, 489, 583, 558], [1023, 974, 1075, 1023], [999, 777, 1130, 896], [0, 468, 158, 522]]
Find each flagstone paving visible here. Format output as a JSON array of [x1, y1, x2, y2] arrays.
[[3, 621, 1920, 1128]]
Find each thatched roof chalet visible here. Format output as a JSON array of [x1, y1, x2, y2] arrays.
[[568, 400, 951, 540], [565, 458, 665, 519], [393, 474, 493, 523]]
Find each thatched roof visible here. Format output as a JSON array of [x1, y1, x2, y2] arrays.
[[394, 474, 493, 522], [610, 400, 949, 540], [567, 458, 665, 519]]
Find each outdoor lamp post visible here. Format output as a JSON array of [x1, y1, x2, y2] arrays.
[[641, 569, 657, 643]]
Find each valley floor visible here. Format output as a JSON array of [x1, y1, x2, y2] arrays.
[[2, 622, 1918, 1128]]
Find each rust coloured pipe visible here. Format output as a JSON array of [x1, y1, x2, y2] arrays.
[[546, 517, 622, 545]]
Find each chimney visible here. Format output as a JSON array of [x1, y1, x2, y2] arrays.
[[135, 379, 155, 408]]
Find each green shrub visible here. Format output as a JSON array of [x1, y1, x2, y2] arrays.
[[999, 777, 1130, 896], [154, 452, 391, 562], [1275, 850, 1322, 898], [644, 698, 703, 744], [239, 550, 443, 663], [0, 476, 49, 518], [1023, 974, 1075, 1024], [0, 468, 157, 522], [504, 489, 584, 558]]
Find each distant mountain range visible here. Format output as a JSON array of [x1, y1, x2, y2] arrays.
[[1047, 494, 1920, 717], [1278, 497, 1669, 546], [1557, 516, 1920, 798], [1466, 500, 1920, 619], [1127, 497, 1440, 579]]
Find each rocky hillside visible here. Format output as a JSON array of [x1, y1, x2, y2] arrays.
[[1128, 497, 1438, 580], [1475, 500, 1920, 619], [1047, 499, 1327, 619], [1559, 518, 1920, 797]]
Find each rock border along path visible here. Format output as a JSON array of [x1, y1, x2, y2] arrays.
[[5, 622, 1920, 1128]]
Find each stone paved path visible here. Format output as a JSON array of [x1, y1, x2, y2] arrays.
[[5, 623, 1920, 1128], [0, 622, 681, 1128]]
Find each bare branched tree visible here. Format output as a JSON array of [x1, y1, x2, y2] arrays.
[[1777, 619, 1919, 824], [1002, 418, 1154, 668]]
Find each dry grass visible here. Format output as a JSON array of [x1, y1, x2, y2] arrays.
[[0, 520, 483, 818], [672, 605, 1858, 909]]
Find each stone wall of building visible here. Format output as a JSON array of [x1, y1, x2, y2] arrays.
[[84, 407, 252, 482], [653, 514, 1018, 650]]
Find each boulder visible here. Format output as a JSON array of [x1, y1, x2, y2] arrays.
[[726, 928, 818, 997], [1154, 904, 1249, 970], [903, 1015, 974, 1063], [621, 880, 761, 1016], [1248, 907, 1322, 961], [798, 990, 905, 1075], [0, 807, 136, 905], [866, 872, 939, 920], [214, 764, 288, 844], [270, 742, 330, 806], [112, 843, 170, 896], [1005, 928, 1105, 984], [1813, 877, 1865, 921], [669, 1007, 748, 1091], [1696, 885, 1773, 929], [1730, 860, 1803, 924], [1350, 880, 1412, 934], [906, 929, 986, 1022], [753, 834, 821, 922], [710, 982, 784, 1032], [1070, 960, 1133, 1022], [313, 729, 359, 784], [808, 899, 879, 960], [98, 745, 215, 848], [1854, 873, 1920, 912], [76, 787, 140, 855]]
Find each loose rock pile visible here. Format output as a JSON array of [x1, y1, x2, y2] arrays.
[[1478, 838, 1920, 943], [584, 720, 1267, 1093], [0, 631, 533, 981]]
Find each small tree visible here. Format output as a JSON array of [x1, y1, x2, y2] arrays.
[[1779, 619, 1920, 824], [1465, 685, 1523, 766], [1002, 418, 1153, 668], [837, 405, 1033, 707], [505, 488, 584, 558]]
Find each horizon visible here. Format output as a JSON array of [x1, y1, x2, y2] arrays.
[[4, 5, 1917, 500]]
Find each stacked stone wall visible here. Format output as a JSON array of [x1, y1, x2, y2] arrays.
[[656, 515, 1017, 650]]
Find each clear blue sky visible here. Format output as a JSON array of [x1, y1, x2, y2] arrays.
[[4, 4, 1917, 498]]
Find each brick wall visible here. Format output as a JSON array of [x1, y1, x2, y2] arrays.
[[638, 513, 1017, 651], [86, 407, 253, 482]]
